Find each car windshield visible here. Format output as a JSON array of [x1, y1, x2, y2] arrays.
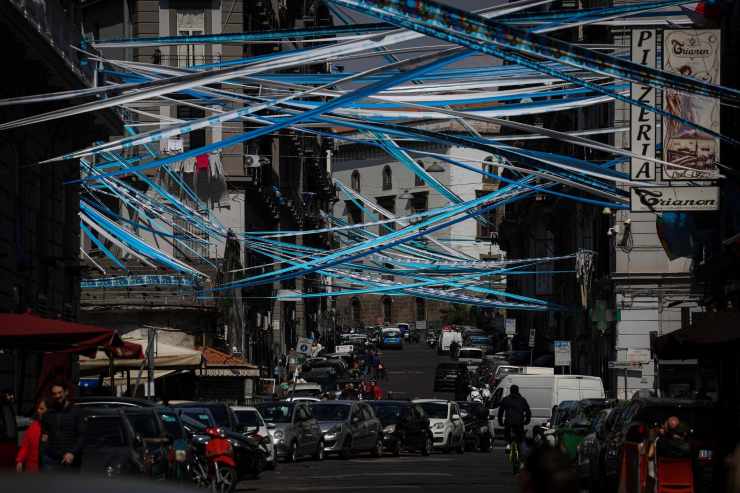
[[311, 404, 350, 422], [369, 404, 404, 425], [258, 403, 294, 423], [125, 413, 161, 438], [84, 417, 127, 447], [459, 349, 483, 359], [158, 412, 184, 439], [235, 410, 262, 428], [182, 410, 213, 427], [418, 402, 448, 419], [383, 331, 400, 338], [202, 405, 229, 427]]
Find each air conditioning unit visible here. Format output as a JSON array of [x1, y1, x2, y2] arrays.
[[245, 154, 263, 168]]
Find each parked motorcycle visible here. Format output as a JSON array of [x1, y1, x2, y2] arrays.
[[189, 427, 267, 493]]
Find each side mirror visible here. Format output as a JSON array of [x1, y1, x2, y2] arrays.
[[452, 414, 461, 421], [245, 426, 259, 434], [267, 423, 276, 430]]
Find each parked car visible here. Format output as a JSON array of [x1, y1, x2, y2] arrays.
[[311, 401, 383, 459], [289, 382, 324, 399], [380, 328, 403, 349], [457, 347, 485, 372], [413, 400, 465, 453], [602, 398, 717, 493], [170, 401, 239, 431], [367, 400, 433, 456], [121, 408, 171, 479], [555, 398, 613, 461], [433, 362, 469, 394], [257, 401, 323, 462], [232, 406, 276, 469], [490, 374, 605, 437], [576, 405, 624, 493], [79, 411, 146, 477], [74, 396, 156, 409], [174, 407, 217, 428], [456, 401, 492, 452], [534, 400, 579, 447]]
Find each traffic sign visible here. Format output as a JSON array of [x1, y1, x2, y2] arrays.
[[297, 337, 312, 355], [505, 318, 516, 336], [554, 340, 571, 366], [335, 344, 353, 354]]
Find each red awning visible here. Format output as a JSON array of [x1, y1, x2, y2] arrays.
[[0, 312, 141, 357]]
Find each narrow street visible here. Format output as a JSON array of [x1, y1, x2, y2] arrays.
[[245, 343, 520, 493]]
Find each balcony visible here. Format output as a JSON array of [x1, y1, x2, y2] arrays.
[[157, 53, 223, 69]]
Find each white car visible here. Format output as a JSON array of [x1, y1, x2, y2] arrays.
[[231, 406, 277, 469], [457, 347, 485, 372], [413, 399, 465, 453], [283, 396, 321, 403]]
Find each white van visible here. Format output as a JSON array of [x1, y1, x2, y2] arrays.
[[489, 374, 605, 437], [437, 331, 463, 354]]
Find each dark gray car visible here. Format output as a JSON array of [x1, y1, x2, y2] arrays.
[[311, 401, 383, 459], [257, 401, 324, 462]]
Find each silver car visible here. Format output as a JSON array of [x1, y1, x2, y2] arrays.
[[311, 401, 383, 459], [257, 401, 324, 462]]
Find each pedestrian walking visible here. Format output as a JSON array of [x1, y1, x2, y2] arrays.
[[370, 380, 383, 400], [41, 382, 84, 472], [16, 399, 48, 472]]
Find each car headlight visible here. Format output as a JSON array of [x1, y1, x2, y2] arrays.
[[383, 425, 396, 434], [272, 430, 284, 440], [324, 425, 342, 439], [433, 422, 445, 430]]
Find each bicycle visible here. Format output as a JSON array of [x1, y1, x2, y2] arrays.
[[506, 439, 521, 475]]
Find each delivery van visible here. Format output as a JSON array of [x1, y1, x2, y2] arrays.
[[489, 374, 605, 437], [437, 330, 462, 355]]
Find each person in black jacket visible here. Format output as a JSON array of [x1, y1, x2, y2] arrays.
[[497, 384, 531, 451], [41, 382, 85, 471]]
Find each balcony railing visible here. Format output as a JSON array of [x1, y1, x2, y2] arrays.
[[157, 53, 223, 68]]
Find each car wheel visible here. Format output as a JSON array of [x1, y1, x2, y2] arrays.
[[211, 464, 236, 493], [371, 436, 383, 457], [421, 435, 432, 456], [340, 437, 353, 460], [313, 440, 325, 461], [289, 441, 299, 463]]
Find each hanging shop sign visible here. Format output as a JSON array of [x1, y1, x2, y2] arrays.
[[630, 186, 719, 212], [630, 29, 657, 181], [554, 340, 571, 367], [662, 30, 721, 181]]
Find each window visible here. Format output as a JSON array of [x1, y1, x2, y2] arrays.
[[482, 155, 499, 185], [173, 216, 209, 259], [382, 296, 392, 322], [416, 298, 426, 320], [377, 196, 396, 233], [409, 192, 428, 213], [351, 170, 361, 192], [382, 166, 392, 190], [345, 201, 363, 224], [475, 190, 497, 241], [176, 10, 206, 67]]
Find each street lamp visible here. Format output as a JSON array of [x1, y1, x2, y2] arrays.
[[425, 161, 445, 173]]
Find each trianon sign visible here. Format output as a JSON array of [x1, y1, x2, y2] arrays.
[[630, 186, 719, 212]]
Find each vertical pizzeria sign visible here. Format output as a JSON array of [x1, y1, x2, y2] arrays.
[[663, 30, 721, 181], [630, 29, 657, 182]]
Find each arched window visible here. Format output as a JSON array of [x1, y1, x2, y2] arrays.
[[351, 170, 361, 192], [416, 298, 426, 321], [382, 296, 392, 323], [351, 296, 361, 324], [482, 155, 498, 185], [382, 165, 392, 190]]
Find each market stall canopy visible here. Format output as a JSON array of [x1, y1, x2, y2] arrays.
[[79, 336, 203, 374], [0, 312, 135, 357], [654, 312, 740, 359], [199, 346, 260, 377]]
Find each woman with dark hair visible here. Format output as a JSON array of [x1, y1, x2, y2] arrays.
[[15, 399, 49, 472]]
